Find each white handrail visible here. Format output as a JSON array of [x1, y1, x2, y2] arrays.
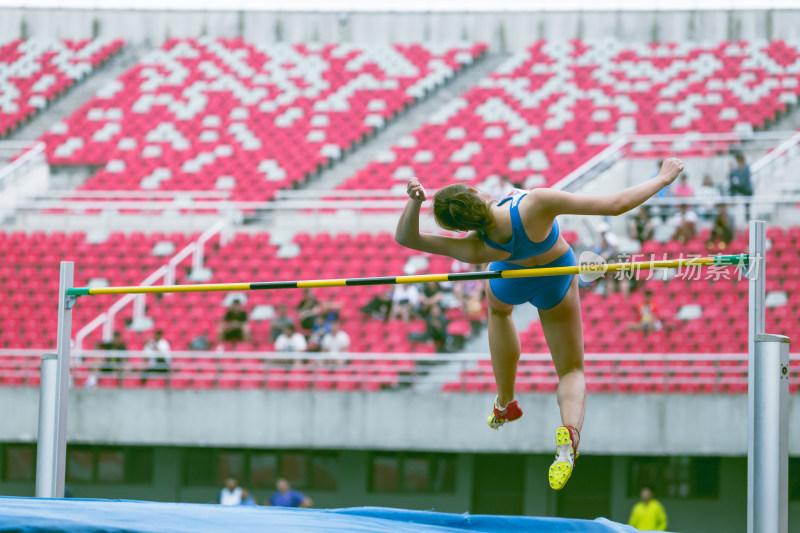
[[0, 142, 46, 191], [192, 219, 228, 275], [276, 190, 410, 198], [74, 313, 108, 354], [552, 130, 798, 192], [0, 199, 414, 210], [32, 190, 232, 199], [74, 220, 230, 348], [750, 131, 800, 190], [554, 135, 629, 191], [164, 243, 196, 287]]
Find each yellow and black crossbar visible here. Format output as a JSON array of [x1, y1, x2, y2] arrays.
[[65, 254, 748, 297]]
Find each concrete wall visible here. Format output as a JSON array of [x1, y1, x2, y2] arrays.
[[1, 446, 798, 533], [1, 9, 799, 50], [2, 388, 798, 455]]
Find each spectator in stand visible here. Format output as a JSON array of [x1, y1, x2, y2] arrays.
[[425, 304, 450, 352], [270, 305, 294, 341], [671, 173, 693, 198], [626, 290, 662, 332], [482, 174, 516, 200], [240, 488, 257, 506], [418, 281, 443, 319], [219, 477, 242, 506], [729, 153, 753, 220], [274, 324, 308, 353], [361, 288, 393, 322], [321, 320, 350, 355], [628, 207, 654, 245], [188, 334, 210, 350], [454, 265, 486, 336], [708, 203, 735, 250], [390, 283, 420, 323], [219, 300, 250, 344], [296, 288, 322, 330], [321, 299, 343, 327], [669, 204, 697, 244], [97, 331, 126, 374], [307, 315, 329, 352], [269, 478, 312, 508], [729, 153, 753, 196], [593, 222, 628, 295], [594, 222, 619, 261], [143, 330, 171, 380], [629, 486, 668, 531], [696, 174, 721, 220]]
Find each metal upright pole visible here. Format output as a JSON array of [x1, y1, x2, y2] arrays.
[[747, 221, 766, 533], [35, 261, 74, 498], [35, 353, 57, 497], [752, 334, 790, 533]]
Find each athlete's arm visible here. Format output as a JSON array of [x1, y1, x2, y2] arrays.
[[528, 158, 684, 217], [395, 178, 494, 264]]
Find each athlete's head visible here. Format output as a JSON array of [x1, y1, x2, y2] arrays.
[[433, 184, 495, 232]]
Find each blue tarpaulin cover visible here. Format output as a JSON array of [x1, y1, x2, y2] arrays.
[[0, 496, 667, 533]]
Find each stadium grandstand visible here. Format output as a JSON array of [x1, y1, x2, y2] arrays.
[[0, 2, 799, 533]]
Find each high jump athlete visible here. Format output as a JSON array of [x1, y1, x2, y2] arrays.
[[395, 158, 685, 490]]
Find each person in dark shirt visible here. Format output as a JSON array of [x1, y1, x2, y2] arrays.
[[361, 288, 393, 322], [728, 153, 753, 196], [628, 207, 654, 244], [728, 153, 752, 220], [426, 304, 450, 352], [270, 305, 294, 341], [295, 288, 322, 330], [219, 300, 249, 343], [418, 281, 443, 319], [97, 331, 126, 373], [269, 478, 312, 508], [708, 203, 735, 250]]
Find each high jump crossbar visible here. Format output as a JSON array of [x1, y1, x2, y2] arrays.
[[66, 255, 746, 297], [37, 223, 789, 533]]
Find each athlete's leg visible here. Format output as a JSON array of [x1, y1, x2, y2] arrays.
[[485, 280, 520, 408], [538, 276, 585, 489], [537, 277, 586, 432]]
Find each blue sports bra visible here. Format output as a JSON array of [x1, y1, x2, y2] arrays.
[[478, 191, 560, 261]]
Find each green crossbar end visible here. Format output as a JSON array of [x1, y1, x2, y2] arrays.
[[67, 287, 90, 297], [713, 254, 749, 266]]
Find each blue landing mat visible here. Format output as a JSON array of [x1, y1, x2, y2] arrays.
[[0, 496, 661, 533]]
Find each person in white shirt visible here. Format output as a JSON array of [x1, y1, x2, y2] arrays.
[[696, 174, 721, 219], [274, 325, 308, 353], [219, 477, 242, 505], [390, 283, 420, 323], [142, 330, 171, 380], [321, 321, 350, 353]]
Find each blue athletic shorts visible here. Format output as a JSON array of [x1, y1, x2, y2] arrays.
[[488, 248, 576, 310]]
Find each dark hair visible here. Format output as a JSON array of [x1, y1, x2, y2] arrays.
[[433, 184, 495, 232]]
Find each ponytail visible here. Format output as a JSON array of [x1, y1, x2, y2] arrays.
[[433, 185, 494, 232]]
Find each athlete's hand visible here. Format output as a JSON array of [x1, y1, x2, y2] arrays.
[[407, 177, 427, 202], [658, 157, 685, 185]]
